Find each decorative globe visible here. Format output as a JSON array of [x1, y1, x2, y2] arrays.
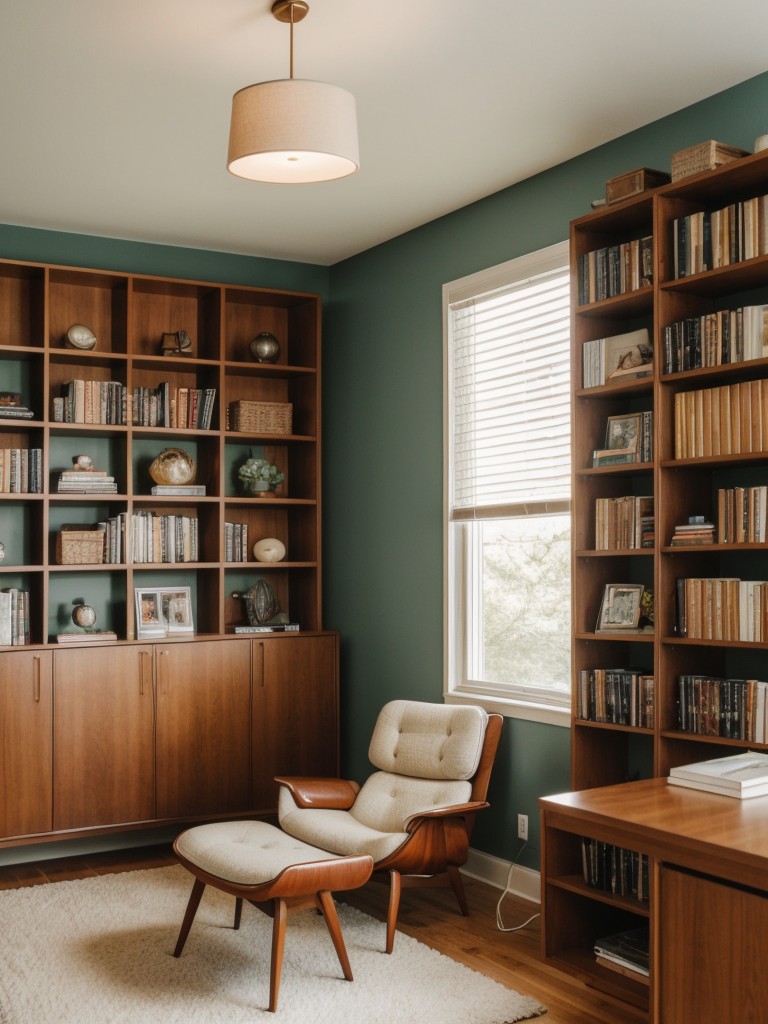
[[253, 537, 286, 563], [72, 602, 97, 629], [149, 447, 196, 486], [249, 332, 281, 363]]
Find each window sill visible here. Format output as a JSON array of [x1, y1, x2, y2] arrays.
[[444, 688, 571, 728]]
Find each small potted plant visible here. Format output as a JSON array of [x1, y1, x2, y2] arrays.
[[238, 456, 284, 497]]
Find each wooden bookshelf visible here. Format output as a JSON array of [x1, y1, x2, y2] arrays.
[[0, 256, 338, 847], [558, 147, 768, 1008]]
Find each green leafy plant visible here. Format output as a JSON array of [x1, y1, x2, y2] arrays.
[[238, 457, 284, 491]]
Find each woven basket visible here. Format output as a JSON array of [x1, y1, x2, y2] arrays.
[[56, 530, 105, 565], [227, 400, 292, 434], [671, 140, 748, 181]]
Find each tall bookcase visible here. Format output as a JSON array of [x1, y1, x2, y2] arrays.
[[0, 258, 323, 639], [0, 257, 339, 847], [571, 147, 768, 790], [541, 146, 768, 1015]]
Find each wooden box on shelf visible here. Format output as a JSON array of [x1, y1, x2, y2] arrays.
[[605, 167, 670, 205]]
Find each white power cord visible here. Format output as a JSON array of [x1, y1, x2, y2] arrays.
[[495, 842, 541, 933]]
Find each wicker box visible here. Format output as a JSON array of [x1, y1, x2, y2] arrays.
[[56, 529, 105, 565], [227, 400, 293, 434], [605, 167, 670, 205], [671, 140, 748, 181]]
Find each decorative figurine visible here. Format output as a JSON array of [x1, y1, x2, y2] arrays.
[[249, 331, 281, 363], [160, 330, 193, 355], [149, 448, 196, 486], [72, 599, 97, 631], [252, 537, 286, 562], [232, 580, 280, 625]]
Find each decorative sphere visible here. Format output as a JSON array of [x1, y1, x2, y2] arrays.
[[72, 603, 97, 629], [149, 448, 196, 486], [253, 537, 286, 563], [249, 332, 281, 363]]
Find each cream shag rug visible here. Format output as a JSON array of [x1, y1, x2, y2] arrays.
[[0, 865, 546, 1023]]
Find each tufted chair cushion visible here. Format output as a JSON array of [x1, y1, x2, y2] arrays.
[[278, 701, 489, 861], [367, 700, 488, 781]]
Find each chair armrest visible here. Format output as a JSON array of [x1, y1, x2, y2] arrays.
[[403, 800, 489, 831], [275, 776, 360, 809]]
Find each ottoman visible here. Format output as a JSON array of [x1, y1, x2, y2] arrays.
[[172, 819, 374, 1012]]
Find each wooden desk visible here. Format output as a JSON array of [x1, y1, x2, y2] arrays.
[[540, 778, 768, 1023]]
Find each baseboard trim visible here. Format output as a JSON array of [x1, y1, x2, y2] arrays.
[[463, 847, 541, 904]]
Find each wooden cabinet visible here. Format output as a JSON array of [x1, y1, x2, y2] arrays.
[[155, 639, 251, 819], [569, 147, 768, 792], [0, 256, 340, 847], [0, 651, 52, 839], [251, 633, 339, 809], [541, 779, 768, 1022], [53, 645, 155, 830]]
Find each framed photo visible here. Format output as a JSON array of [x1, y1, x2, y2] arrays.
[[597, 583, 644, 632], [604, 413, 641, 453], [159, 587, 194, 634], [134, 586, 194, 639]]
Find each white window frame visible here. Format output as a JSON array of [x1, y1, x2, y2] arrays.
[[442, 240, 571, 728]]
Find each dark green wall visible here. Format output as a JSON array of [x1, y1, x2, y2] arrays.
[[323, 71, 768, 869], [2, 70, 768, 870]]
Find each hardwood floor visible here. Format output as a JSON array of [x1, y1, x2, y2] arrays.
[[0, 845, 646, 1024]]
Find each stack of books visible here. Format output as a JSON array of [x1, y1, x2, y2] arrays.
[[0, 396, 34, 420], [594, 927, 649, 983], [150, 484, 206, 496], [668, 751, 768, 799], [669, 515, 715, 546], [57, 468, 118, 494], [56, 630, 118, 645]]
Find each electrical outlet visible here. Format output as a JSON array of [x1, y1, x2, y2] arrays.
[[517, 813, 528, 841]]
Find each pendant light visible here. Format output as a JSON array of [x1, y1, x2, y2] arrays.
[[227, 0, 359, 184]]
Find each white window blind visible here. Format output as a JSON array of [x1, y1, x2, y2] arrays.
[[449, 256, 571, 519]]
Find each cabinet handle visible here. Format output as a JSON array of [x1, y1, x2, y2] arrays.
[[158, 649, 168, 696], [32, 655, 41, 702], [139, 650, 152, 695], [256, 641, 265, 687]]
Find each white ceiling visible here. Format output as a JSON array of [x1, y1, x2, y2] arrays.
[[1, 1, 767, 267]]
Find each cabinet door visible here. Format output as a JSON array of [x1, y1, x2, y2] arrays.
[[252, 634, 339, 809], [155, 639, 251, 819], [53, 646, 155, 830], [0, 651, 52, 839]]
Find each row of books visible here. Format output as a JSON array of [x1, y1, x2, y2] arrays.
[[676, 674, 768, 741], [576, 668, 654, 728], [0, 588, 30, 646], [591, 410, 653, 466], [672, 194, 768, 279], [577, 236, 653, 305], [594, 495, 653, 550], [582, 327, 652, 389], [224, 521, 249, 562], [581, 838, 649, 903], [52, 380, 126, 424], [662, 304, 768, 374], [676, 576, 768, 641], [717, 485, 768, 543], [0, 448, 43, 493], [97, 512, 200, 564], [673, 377, 768, 459], [131, 384, 216, 430]]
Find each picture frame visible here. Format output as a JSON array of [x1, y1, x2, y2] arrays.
[[596, 583, 644, 632], [604, 412, 641, 453], [134, 586, 194, 639]]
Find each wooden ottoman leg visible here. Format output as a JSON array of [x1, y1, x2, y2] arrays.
[[268, 898, 288, 1013], [317, 890, 353, 981], [173, 878, 206, 958]]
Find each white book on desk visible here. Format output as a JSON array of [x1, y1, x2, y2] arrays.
[[668, 751, 768, 798]]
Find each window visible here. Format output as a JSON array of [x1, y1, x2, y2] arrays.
[[443, 241, 571, 725]]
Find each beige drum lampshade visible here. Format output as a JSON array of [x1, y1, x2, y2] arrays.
[[227, 78, 359, 184]]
